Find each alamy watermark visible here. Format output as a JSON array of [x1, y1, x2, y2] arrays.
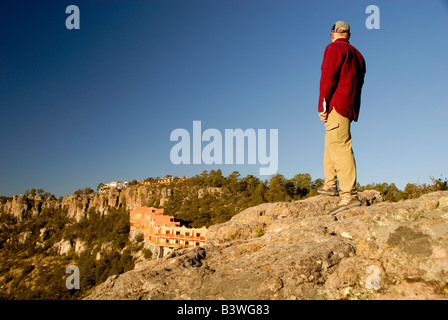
[[65, 265, 80, 290], [365, 5, 380, 30], [65, 4, 379, 31], [170, 121, 278, 175], [66, 5, 80, 30]]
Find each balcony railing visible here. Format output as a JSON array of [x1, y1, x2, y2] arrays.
[[145, 237, 206, 248], [147, 232, 206, 241]]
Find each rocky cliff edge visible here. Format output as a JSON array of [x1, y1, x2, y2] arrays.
[[85, 190, 448, 300]]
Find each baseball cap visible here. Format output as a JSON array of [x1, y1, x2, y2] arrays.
[[331, 21, 350, 33]]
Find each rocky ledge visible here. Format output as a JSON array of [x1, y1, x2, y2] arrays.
[[85, 190, 448, 300]]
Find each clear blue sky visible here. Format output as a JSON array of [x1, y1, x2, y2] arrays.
[[1, 0, 447, 197]]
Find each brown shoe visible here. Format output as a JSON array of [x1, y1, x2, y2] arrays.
[[317, 186, 339, 196], [329, 196, 361, 215]]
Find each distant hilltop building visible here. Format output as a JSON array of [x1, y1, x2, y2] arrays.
[[130, 206, 207, 258], [98, 177, 188, 193], [99, 181, 130, 193], [138, 176, 188, 186]]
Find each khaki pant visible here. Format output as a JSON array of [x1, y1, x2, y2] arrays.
[[323, 109, 357, 197]]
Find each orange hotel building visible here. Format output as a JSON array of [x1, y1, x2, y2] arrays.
[[130, 207, 207, 252]]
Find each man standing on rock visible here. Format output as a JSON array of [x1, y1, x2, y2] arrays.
[[317, 21, 366, 214]]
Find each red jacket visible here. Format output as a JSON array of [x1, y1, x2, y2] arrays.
[[318, 38, 366, 122]]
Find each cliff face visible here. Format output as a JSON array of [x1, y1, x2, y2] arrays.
[[0, 186, 169, 222], [85, 190, 448, 300]]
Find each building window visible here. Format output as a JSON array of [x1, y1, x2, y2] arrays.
[[196, 233, 200, 237], [196, 242, 200, 246], [185, 232, 190, 236], [176, 231, 181, 235], [185, 241, 189, 246], [166, 231, 170, 235]]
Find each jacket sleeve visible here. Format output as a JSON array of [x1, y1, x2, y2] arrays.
[[318, 44, 342, 113]]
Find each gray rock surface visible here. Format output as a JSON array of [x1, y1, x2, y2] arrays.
[[85, 190, 448, 300]]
